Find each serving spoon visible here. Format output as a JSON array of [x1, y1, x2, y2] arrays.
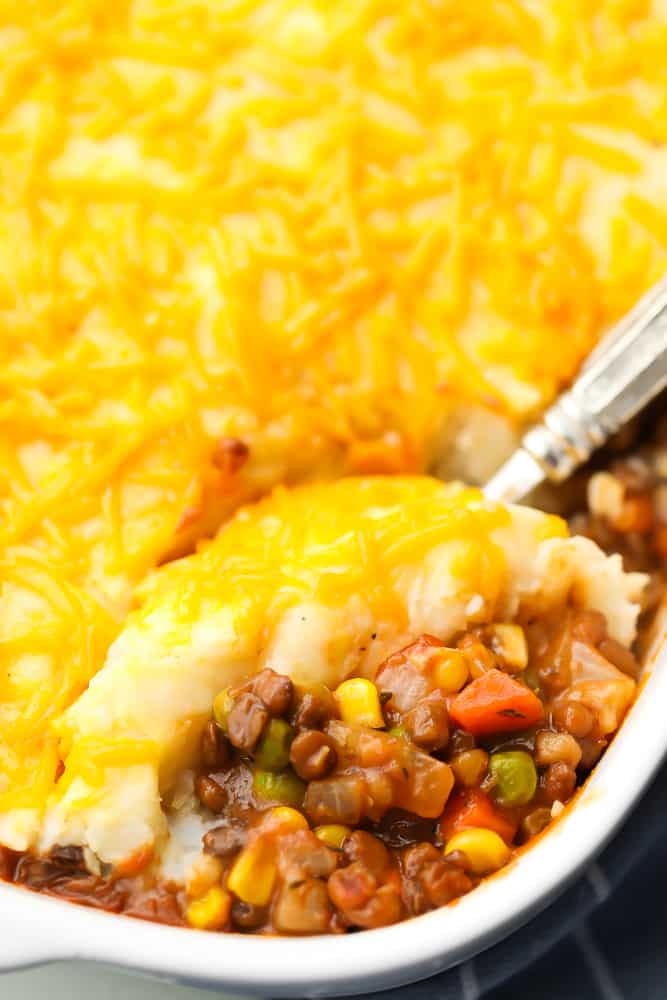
[[484, 273, 667, 504]]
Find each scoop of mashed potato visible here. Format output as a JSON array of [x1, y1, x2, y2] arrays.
[[15, 477, 642, 867]]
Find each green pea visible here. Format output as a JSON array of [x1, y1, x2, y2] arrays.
[[254, 769, 306, 808], [212, 687, 234, 732], [387, 725, 407, 740], [489, 751, 537, 807], [254, 719, 294, 772]]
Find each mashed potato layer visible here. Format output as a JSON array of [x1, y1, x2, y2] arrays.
[[5, 478, 640, 866]]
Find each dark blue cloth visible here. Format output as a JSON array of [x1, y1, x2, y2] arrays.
[[353, 767, 667, 1000]]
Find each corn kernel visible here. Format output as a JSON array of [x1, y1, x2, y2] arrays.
[[227, 840, 277, 906], [450, 749, 489, 787], [445, 828, 511, 876], [433, 649, 469, 694], [266, 806, 309, 833], [314, 824, 351, 850], [487, 624, 528, 672], [334, 678, 384, 728], [186, 887, 232, 931]]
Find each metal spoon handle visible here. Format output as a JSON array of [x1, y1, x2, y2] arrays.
[[522, 278, 667, 481], [484, 274, 667, 503]]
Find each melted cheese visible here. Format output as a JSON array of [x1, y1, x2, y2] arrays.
[[0, 0, 665, 825]]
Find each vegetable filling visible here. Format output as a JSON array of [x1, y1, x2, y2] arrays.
[[1, 605, 639, 934]]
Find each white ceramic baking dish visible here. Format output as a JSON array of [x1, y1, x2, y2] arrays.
[[0, 622, 665, 998]]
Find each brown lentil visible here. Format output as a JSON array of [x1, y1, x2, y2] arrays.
[[403, 694, 449, 752], [291, 683, 338, 730], [328, 863, 402, 929], [401, 842, 472, 914], [448, 729, 476, 755], [276, 830, 338, 882], [543, 762, 577, 804], [328, 862, 376, 913], [226, 692, 269, 752], [231, 899, 268, 931], [449, 749, 489, 787], [419, 856, 472, 908], [195, 775, 227, 813], [552, 701, 594, 739], [534, 730, 582, 769], [342, 831, 391, 879], [200, 720, 231, 771], [253, 669, 294, 717], [289, 729, 337, 781]]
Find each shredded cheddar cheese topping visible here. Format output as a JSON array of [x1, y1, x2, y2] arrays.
[[0, 0, 666, 819], [52, 479, 519, 798]]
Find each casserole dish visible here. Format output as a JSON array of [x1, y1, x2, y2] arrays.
[[0, 616, 664, 998]]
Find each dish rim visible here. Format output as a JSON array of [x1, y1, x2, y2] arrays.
[[0, 628, 665, 998]]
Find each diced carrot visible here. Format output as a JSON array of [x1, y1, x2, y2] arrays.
[[449, 669, 543, 736], [114, 843, 154, 878], [437, 788, 516, 844]]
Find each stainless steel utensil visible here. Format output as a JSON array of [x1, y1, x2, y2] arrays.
[[484, 274, 667, 504]]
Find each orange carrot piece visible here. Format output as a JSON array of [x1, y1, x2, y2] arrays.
[[449, 669, 543, 736], [438, 788, 517, 844]]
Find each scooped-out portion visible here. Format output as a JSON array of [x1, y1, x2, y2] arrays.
[[0, 477, 646, 932]]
